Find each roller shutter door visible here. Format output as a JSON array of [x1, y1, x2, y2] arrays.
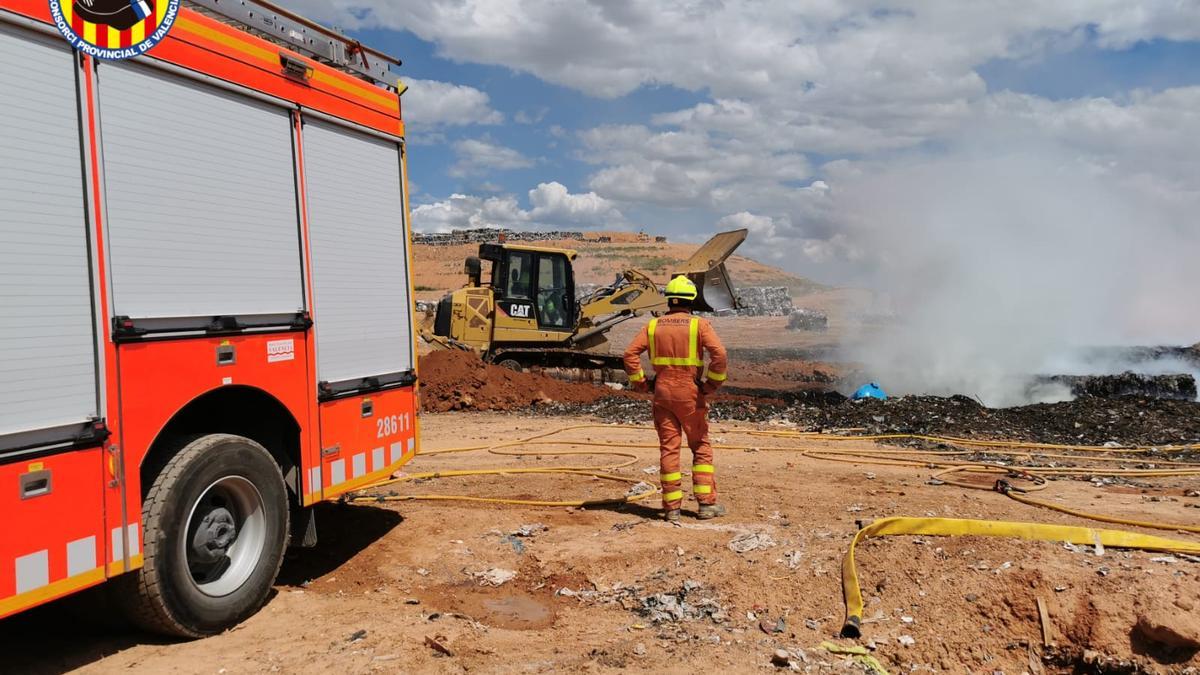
[[97, 62, 303, 318], [302, 120, 412, 384], [0, 25, 98, 437]]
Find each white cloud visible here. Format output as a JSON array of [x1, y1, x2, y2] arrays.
[[400, 78, 502, 128], [528, 181, 624, 224], [449, 137, 534, 177], [514, 107, 549, 125], [411, 182, 627, 232]]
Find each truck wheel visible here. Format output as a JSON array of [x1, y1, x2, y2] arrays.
[[118, 434, 289, 637], [497, 358, 523, 372]]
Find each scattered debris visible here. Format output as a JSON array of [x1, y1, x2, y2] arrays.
[[638, 581, 725, 624], [779, 550, 804, 569], [511, 523, 548, 537], [474, 568, 517, 586], [625, 481, 655, 498], [347, 629, 367, 643], [898, 635, 915, 647], [424, 635, 453, 657], [759, 617, 785, 634], [729, 531, 778, 553]]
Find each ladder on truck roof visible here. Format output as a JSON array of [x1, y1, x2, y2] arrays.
[[185, 0, 401, 90]]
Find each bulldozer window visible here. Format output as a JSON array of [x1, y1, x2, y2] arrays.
[[536, 254, 570, 330], [506, 251, 534, 300]]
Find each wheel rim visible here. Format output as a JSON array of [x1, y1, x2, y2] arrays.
[[182, 476, 266, 598]]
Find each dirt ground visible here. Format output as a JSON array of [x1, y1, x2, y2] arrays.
[[5, 413, 1198, 674]]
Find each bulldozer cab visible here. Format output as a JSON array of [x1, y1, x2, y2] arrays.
[[480, 243, 577, 333]]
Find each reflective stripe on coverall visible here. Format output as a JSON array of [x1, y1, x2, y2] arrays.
[[623, 310, 728, 509]]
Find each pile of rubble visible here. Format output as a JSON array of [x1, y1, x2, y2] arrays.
[[414, 228, 584, 246], [786, 308, 827, 331]]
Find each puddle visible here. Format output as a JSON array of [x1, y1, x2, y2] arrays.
[[420, 585, 557, 630]]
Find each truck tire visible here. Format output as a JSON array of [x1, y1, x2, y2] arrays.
[[117, 434, 290, 637]]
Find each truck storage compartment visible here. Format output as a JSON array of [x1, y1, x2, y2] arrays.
[[301, 119, 413, 392], [96, 61, 304, 322], [0, 23, 100, 446]]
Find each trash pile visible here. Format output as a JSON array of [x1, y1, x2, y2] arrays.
[[1032, 372, 1197, 401], [797, 394, 1200, 446], [547, 391, 1200, 446]]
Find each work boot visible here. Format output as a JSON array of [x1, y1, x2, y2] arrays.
[[697, 504, 726, 520], [664, 509, 681, 523]]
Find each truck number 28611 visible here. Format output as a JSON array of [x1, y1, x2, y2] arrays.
[[377, 413, 412, 438]]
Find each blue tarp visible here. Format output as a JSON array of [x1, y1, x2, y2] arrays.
[[852, 383, 887, 400]]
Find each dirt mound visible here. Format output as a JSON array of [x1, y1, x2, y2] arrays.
[[419, 350, 616, 412]]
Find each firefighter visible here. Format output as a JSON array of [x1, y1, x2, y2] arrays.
[[623, 275, 729, 522]]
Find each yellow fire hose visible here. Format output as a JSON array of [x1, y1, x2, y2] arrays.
[[344, 423, 1200, 641], [839, 516, 1200, 638], [345, 424, 665, 507]]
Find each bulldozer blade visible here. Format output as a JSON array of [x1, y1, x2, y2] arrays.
[[680, 229, 748, 273], [678, 228, 747, 313]]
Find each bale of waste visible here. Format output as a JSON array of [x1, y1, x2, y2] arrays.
[[733, 286, 793, 317], [787, 308, 828, 331]]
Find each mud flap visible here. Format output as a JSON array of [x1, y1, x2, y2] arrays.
[[290, 505, 318, 548]]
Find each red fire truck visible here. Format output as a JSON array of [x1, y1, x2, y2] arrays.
[[0, 0, 419, 636]]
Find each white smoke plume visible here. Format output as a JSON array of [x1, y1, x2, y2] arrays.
[[835, 141, 1200, 407]]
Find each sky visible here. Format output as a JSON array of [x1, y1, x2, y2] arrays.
[[277, 1, 1200, 293]]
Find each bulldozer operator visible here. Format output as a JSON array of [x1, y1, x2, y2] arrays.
[[623, 275, 729, 522]]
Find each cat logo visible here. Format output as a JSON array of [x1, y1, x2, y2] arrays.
[[49, 0, 180, 60], [509, 303, 531, 319]]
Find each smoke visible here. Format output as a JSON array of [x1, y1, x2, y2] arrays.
[[835, 141, 1200, 407]]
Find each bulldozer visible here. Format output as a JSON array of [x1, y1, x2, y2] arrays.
[[420, 229, 747, 375]]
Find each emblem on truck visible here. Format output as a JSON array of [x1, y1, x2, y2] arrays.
[[49, 0, 179, 60]]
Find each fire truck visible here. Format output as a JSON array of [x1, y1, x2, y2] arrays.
[[0, 0, 419, 636]]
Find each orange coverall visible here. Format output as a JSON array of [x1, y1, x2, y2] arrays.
[[623, 309, 728, 510]]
